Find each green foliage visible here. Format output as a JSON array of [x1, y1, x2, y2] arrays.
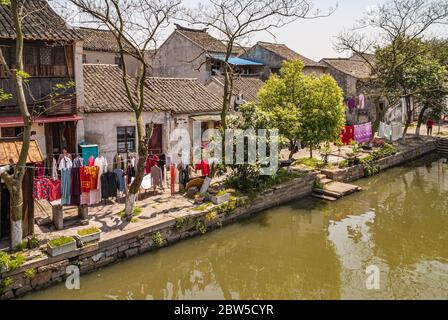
[[313, 180, 324, 189], [0, 89, 12, 102], [205, 211, 218, 222], [24, 268, 36, 279], [364, 163, 381, 177], [195, 219, 207, 235], [15, 240, 28, 252], [48, 236, 75, 248], [224, 168, 299, 196], [0, 277, 12, 295], [193, 202, 212, 212], [257, 60, 346, 156], [375, 37, 448, 121], [0, 252, 25, 272], [338, 160, 349, 169], [28, 236, 40, 249], [295, 157, 322, 169], [118, 207, 142, 220], [77, 227, 100, 237], [15, 70, 30, 80], [0, 0, 10, 7], [175, 217, 187, 229], [152, 232, 164, 247]]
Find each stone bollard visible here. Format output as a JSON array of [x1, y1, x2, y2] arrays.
[[52, 205, 64, 230], [78, 205, 89, 225]]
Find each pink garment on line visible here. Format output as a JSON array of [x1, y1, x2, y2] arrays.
[[354, 122, 372, 143]]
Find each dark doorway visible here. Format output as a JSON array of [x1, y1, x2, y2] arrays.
[[148, 124, 163, 155]]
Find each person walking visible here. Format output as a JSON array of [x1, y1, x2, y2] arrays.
[[426, 118, 434, 136]]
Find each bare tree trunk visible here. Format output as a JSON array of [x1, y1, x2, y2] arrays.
[[124, 113, 152, 219], [221, 64, 233, 163]]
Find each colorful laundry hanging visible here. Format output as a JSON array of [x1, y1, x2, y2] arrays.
[[61, 168, 71, 205], [48, 179, 61, 202], [195, 160, 210, 177], [70, 167, 82, 206], [33, 178, 50, 200], [341, 126, 355, 145], [354, 122, 372, 143], [170, 164, 176, 195]]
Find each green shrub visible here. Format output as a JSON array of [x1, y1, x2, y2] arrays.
[[28, 236, 40, 249], [152, 232, 164, 247], [15, 240, 28, 252], [24, 268, 36, 279], [0, 252, 25, 272], [338, 160, 348, 169], [0, 277, 13, 295], [195, 219, 207, 235]]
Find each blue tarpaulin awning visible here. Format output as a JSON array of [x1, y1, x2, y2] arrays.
[[209, 53, 264, 66]]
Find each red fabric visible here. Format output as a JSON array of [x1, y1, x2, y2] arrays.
[[170, 164, 176, 195], [145, 155, 159, 174], [35, 163, 45, 179], [48, 179, 61, 201], [195, 160, 210, 176], [426, 119, 434, 128], [33, 178, 50, 200], [80, 167, 92, 192], [341, 126, 355, 145], [88, 156, 95, 167]]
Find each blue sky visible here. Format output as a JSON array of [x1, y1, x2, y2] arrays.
[[184, 0, 385, 61]]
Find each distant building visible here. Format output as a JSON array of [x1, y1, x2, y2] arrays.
[[241, 41, 326, 80], [151, 25, 264, 84], [78, 27, 154, 77], [320, 54, 385, 124]]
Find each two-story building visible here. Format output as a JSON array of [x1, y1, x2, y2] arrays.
[[0, 0, 83, 164], [320, 54, 385, 124], [78, 27, 154, 77], [151, 25, 264, 84], [241, 41, 327, 80]]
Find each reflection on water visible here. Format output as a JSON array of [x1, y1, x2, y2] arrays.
[[26, 154, 448, 300]]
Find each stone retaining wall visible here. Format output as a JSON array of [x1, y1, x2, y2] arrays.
[[0, 174, 315, 300], [321, 140, 437, 182]]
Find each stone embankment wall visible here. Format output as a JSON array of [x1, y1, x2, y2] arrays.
[[0, 174, 315, 299], [322, 140, 437, 182]]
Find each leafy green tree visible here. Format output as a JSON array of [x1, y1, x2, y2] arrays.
[[374, 37, 448, 138], [257, 60, 345, 158]]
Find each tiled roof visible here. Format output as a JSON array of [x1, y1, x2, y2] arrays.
[[83, 64, 222, 114], [0, 0, 81, 41], [0, 140, 43, 166], [175, 24, 237, 54], [320, 57, 373, 79], [211, 76, 264, 102], [145, 77, 222, 114], [78, 27, 134, 53], [83, 64, 168, 113], [257, 42, 322, 67]]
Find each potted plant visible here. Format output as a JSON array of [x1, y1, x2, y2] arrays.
[[210, 190, 231, 205], [47, 236, 77, 257], [75, 226, 101, 245]]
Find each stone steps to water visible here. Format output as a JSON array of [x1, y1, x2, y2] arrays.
[[437, 139, 448, 153], [312, 180, 362, 201]]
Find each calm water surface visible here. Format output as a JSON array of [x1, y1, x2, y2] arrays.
[[26, 154, 448, 300]]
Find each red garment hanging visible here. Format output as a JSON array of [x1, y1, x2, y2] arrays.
[[80, 167, 92, 193], [341, 126, 355, 145], [145, 155, 159, 174], [170, 164, 176, 195], [48, 179, 61, 201], [195, 160, 210, 177]]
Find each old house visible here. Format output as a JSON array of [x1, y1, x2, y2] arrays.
[[82, 64, 222, 167], [206, 76, 265, 109], [241, 41, 327, 80], [78, 27, 154, 77], [151, 25, 264, 84], [0, 0, 83, 162], [320, 54, 385, 124]]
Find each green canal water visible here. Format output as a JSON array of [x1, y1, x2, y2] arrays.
[[25, 154, 448, 300]]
